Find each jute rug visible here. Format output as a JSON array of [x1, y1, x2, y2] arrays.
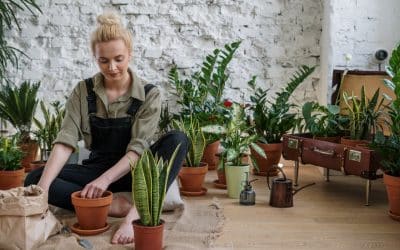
[[35, 198, 224, 250]]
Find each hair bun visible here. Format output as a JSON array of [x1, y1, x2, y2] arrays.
[[97, 12, 121, 26]]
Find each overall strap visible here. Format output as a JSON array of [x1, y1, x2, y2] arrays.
[[85, 78, 97, 115], [127, 84, 156, 116]]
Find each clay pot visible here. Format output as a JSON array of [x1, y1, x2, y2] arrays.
[[133, 219, 165, 250], [201, 140, 220, 170], [251, 142, 282, 176], [217, 169, 226, 185], [71, 191, 113, 230], [0, 168, 25, 190], [340, 136, 370, 147], [178, 163, 208, 193], [29, 160, 46, 171], [20, 141, 39, 172], [384, 173, 400, 221]]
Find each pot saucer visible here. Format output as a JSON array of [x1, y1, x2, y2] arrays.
[[213, 179, 227, 189], [70, 222, 110, 236], [389, 210, 400, 221], [179, 187, 207, 196]]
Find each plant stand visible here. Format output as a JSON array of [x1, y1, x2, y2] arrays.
[[283, 133, 382, 206]]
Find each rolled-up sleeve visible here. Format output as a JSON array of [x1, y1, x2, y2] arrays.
[[127, 88, 161, 155], [53, 84, 82, 149]]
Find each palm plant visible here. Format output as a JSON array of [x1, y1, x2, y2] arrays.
[[248, 66, 315, 143], [342, 86, 384, 140], [0, 81, 40, 143], [0, 1, 41, 81], [131, 146, 180, 226], [173, 117, 206, 167]]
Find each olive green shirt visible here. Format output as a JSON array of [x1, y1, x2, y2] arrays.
[[54, 69, 161, 155]]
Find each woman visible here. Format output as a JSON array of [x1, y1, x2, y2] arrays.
[[25, 13, 188, 244]]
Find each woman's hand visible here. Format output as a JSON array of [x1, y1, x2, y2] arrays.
[[81, 175, 112, 198]]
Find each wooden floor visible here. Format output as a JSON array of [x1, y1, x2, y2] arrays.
[[183, 162, 400, 250]]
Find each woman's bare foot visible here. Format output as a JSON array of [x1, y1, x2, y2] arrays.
[[111, 207, 139, 244], [108, 194, 132, 218]]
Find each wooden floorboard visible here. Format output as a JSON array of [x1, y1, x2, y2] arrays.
[[182, 161, 400, 250]]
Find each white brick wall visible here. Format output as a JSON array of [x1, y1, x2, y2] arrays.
[[5, 0, 321, 111]]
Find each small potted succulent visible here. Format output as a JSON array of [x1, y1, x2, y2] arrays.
[[0, 136, 24, 189], [247, 66, 315, 176], [173, 117, 207, 196], [203, 103, 266, 198], [131, 146, 180, 250]]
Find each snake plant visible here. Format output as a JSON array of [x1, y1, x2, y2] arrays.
[[173, 117, 206, 167], [131, 146, 180, 226]]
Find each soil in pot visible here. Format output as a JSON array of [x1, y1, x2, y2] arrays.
[[71, 190, 113, 231]]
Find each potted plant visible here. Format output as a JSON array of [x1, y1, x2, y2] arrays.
[[371, 43, 400, 221], [203, 103, 266, 198], [173, 117, 208, 196], [169, 41, 241, 170], [70, 190, 113, 235], [341, 86, 385, 147], [131, 146, 180, 250], [0, 81, 40, 172], [0, 136, 24, 190], [302, 101, 346, 142], [247, 66, 315, 176]]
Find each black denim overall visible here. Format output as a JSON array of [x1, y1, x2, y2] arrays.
[[25, 78, 188, 211]]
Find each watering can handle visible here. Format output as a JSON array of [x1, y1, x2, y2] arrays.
[[266, 165, 287, 190]]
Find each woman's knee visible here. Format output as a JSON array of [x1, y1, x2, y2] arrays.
[[24, 167, 44, 186]]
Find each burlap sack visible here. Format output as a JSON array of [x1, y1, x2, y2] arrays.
[[0, 185, 62, 250]]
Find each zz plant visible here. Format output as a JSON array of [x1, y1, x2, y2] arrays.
[[248, 66, 315, 143], [169, 41, 241, 143], [371, 43, 400, 177], [131, 146, 180, 226]]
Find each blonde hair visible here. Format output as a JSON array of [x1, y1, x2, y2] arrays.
[[90, 12, 132, 54]]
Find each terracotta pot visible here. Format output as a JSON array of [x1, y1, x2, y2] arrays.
[[340, 136, 370, 147], [384, 173, 400, 221], [178, 163, 208, 193], [251, 142, 282, 176], [71, 190, 113, 230], [20, 141, 39, 172], [133, 219, 164, 250], [201, 140, 220, 170], [0, 168, 25, 190], [217, 168, 227, 186], [29, 160, 46, 171]]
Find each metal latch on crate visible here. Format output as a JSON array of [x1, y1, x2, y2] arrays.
[[287, 138, 299, 149], [348, 149, 362, 162]]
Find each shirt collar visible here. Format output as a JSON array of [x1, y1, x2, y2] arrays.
[[92, 68, 145, 102]]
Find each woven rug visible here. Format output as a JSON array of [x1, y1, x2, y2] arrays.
[[35, 198, 224, 250]]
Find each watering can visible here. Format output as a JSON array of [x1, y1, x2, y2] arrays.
[[267, 165, 315, 208]]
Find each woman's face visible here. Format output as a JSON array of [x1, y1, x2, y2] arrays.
[[94, 39, 131, 82]]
